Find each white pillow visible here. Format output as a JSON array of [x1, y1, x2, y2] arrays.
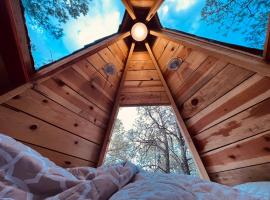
[[234, 182, 270, 200]]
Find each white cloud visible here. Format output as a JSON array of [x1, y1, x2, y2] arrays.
[[176, 0, 196, 11], [161, 5, 169, 16], [62, 0, 123, 51], [117, 107, 138, 131]]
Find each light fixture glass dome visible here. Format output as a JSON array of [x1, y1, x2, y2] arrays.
[[131, 22, 148, 42]]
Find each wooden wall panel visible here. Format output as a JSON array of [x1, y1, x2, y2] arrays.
[[25, 143, 95, 168], [210, 163, 270, 186], [152, 36, 270, 185], [195, 98, 270, 153], [0, 40, 128, 167], [120, 51, 170, 106], [5, 89, 104, 144], [0, 105, 100, 162], [180, 65, 254, 119]]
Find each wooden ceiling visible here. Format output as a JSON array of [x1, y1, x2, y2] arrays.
[[0, 0, 270, 186]]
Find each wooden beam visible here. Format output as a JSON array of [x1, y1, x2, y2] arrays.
[[0, 83, 33, 104], [150, 30, 270, 78], [97, 42, 135, 166], [264, 14, 270, 62], [146, 0, 164, 22], [34, 32, 131, 83], [121, 0, 136, 20], [145, 42, 210, 180], [4, 0, 34, 80]]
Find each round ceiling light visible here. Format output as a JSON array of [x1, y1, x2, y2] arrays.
[[104, 63, 116, 76], [131, 22, 148, 42], [167, 58, 183, 71]]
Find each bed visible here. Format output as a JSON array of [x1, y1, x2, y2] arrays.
[[0, 134, 268, 200]]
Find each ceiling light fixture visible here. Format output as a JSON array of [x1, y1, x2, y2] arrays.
[[104, 63, 116, 76], [131, 22, 148, 42], [167, 58, 183, 71]]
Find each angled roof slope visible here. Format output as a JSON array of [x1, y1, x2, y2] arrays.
[[0, 0, 270, 186]]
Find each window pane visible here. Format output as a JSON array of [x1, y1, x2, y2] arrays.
[[158, 0, 270, 50], [21, 0, 125, 69]]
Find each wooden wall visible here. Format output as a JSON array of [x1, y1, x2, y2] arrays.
[[152, 37, 270, 185], [120, 51, 170, 106], [0, 39, 128, 168]]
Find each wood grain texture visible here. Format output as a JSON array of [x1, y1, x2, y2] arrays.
[[126, 70, 159, 81], [202, 130, 270, 172], [120, 91, 170, 106], [181, 64, 254, 119], [24, 143, 95, 168], [98, 43, 135, 166], [35, 78, 109, 128], [55, 68, 113, 112], [210, 162, 270, 186], [6, 89, 105, 144], [151, 30, 270, 77], [146, 42, 210, 180], [0, 105, 100, 162], [194, 98, 270, 153], [187, 75, 270, 134]]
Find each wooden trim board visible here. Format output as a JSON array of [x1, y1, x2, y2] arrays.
[[150, 30, 270, 77], [145, 42, 209, 180], [97, 42, 135, 166]]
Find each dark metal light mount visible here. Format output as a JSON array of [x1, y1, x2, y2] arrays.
[[104, 63, 116, 76], [167, 57, 183, 71]]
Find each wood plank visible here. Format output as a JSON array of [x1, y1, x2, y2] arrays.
[[98, 43, 135, 166], [87, 53, 120, 86], [152, 37, 169, 60], [121, 0, 136, 20], [194, 98, 270, 153], [210, 162, 270, 186], [264, 14, 270, 62], [34, 32, 130, 82], [98, 47, 124, 72], [165, 50, 208, 96], [120, 91, 170, 106], [151, 30, 270, 77], [145, 43, 210, 180], [0, 105, 100, 162], [181, 64, 254, 119], [35, 78, 109, 128], [56, 68, 113, 112], [130, 0, 154, 7], [126, 70, 160, 81], [24, 143, 95, 168], [130, 52, 151, 61], [124, 80, 163, 87], [202, 130, 270, 173], [128, 60, 155, 70], [175, 59, 227, 105], [6, 89, 105, 144], [158, 41, 180, 72], [187, 75, 270, 134], [72, 60, 116, 101], [121, 86, 165, 93], [116, 40, 128, 57], [0, 82, 33, 104], [146, 0, 164, 21], [108, 43, 126, 64]]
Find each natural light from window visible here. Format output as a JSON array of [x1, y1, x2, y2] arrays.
[[21, 0, 125, 69], [104, 106, 199, 176], [158, 0, 270, 50]]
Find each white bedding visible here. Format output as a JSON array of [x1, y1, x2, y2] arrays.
[[110, 172, 261, 200], [234, 182, 270, 200]]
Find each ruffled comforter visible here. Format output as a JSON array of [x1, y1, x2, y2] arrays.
[[0, 134, 261, 200]]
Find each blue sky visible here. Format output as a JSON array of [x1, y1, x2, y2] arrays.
[[23, 0, 125, 69], [158, 0, 267, 50], [23, 0, 267, 70]]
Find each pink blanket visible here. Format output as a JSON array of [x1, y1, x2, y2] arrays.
[[0, 134, 261, 200]]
